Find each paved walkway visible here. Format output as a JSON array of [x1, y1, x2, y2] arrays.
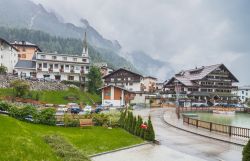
[[92, 144, 206, 161], [163, 108, 248, 146]]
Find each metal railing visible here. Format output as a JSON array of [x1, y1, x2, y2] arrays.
[[183, 116, 250, 138]]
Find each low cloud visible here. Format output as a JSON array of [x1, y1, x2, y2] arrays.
[[31, 0, 250, 85]]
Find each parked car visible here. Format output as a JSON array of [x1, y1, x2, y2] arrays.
[[93, 105, 104, 113], [84, 105, 92, 113], [24, 115, 34, 122], [70, 107, 81, 114]]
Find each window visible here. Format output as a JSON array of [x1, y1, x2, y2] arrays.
[[111, 78, 114, 82], [117, 78, 121, 81], [68, 76, 74, 81], [63, 57, 67, 61], [65, 65, 69, 70], [43, 63, 47, 68], [18, 54, 21, 58], [82, 59, 87, 62], [73, 58, 77, 62], [242, 91, 245, 94], [52, 56, 57, 60], [21, 54, 26, 58], [128, 77, 131, 81], [75, 66, 80, 70], [41, 55, 46, 59], [54, 64, 58, 69]]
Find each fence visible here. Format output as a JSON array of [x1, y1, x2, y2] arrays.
[[183, 116, 250, 138], [179, 106, 245, 112]]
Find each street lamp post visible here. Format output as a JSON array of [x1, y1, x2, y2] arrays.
[[174, 80, 180, 119]]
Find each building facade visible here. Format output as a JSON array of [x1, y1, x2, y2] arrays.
[[0, 38, 19, 73], [14, 32, 90, 82], [233, 86, 250, 103], [142, 76, 157, 92], [100, 85, 135, 107], [103, 68, 144, 92], [164, 64, 239, 104], [35, 52, 89, 81], [11, 41, 41, 60]]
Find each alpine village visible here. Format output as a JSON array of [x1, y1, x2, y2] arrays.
[[0, 1, 250, 161]]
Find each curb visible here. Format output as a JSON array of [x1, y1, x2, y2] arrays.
[[162, 112, 245, 147], [89, 142, 152, 158]]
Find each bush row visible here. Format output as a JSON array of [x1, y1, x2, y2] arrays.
[[119, 110, 155, 141], [0, 101, 56, 125]]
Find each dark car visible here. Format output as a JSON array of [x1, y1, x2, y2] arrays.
[[70, 108, 81, 114], [92, 105, 104, 114]]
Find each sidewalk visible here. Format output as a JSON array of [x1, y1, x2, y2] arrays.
[[92, 144, 206, 161], [163, 108, 248, 146]]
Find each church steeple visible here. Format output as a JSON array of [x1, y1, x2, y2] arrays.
[[82, 32, 88, 56]]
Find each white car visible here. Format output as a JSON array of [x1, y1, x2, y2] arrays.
[[84, 105, 92, 113]]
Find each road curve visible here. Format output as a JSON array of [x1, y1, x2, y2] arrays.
[[133, 108, 242, 161]]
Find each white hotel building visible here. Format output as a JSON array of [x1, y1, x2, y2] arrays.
[[35, 51, 89, 81], [15, 33, 90, 82]]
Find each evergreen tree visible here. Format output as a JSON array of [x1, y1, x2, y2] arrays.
[[87, 66, 102, 94], [136, 116, 143, 136], [142, 121, 148, 139], [145, 116, 155, 141], [131, 116, 137, 135], [243, 139, 250, 161]]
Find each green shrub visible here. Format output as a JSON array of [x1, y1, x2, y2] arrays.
[[34, 108, 56, 125], [0, 102, 11, 111], [10, 80, 30, 97], [43, 135, 90, 161], [93, 113, 109, 126], [243, 139, 250, 161]]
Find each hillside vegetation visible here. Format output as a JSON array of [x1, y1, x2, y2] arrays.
[[0, 88, 101, 105]]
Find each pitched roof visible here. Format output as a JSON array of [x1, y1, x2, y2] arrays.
[[102, 68, 143, 79], [11, 41, 42, 51], [165, 64, 239, 86], [15, 60, 36, 69], [0, 38, 19, 51]]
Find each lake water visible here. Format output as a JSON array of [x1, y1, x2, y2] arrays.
[[187, 112, 250, 129]]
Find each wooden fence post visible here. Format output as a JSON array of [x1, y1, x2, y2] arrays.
[[229, 126, 232, 137], [196, 120, 198, 128], [209, 122, 212, 132]]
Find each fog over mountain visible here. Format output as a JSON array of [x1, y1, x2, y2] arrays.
[[29, 0, 250, 85]]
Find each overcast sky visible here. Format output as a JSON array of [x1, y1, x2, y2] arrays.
[[32, 0, 250, 85]]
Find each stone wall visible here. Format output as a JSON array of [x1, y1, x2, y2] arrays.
[[0, 75, 72, 91]]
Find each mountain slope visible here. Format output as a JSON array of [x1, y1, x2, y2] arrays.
[[127, 51, 174, 81], [0, 27, 136, 71], [0, 0, 120, 51]]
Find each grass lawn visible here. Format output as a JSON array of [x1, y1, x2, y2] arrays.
[[0, 88, 101, 105], [0, 115, 143, 161]]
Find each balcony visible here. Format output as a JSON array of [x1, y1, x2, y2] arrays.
[[60, 69, 64, 73], [80, 70, 84, 74], [70, 69, 75, 73], [49, 68, 53, 72], [37, 68, 42, 71]]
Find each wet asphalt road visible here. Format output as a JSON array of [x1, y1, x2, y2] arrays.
[[134, 108, 243, 161]]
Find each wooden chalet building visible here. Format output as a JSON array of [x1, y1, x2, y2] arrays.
[[102, 68, 144, 92], [164, 64, 239, 104]]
